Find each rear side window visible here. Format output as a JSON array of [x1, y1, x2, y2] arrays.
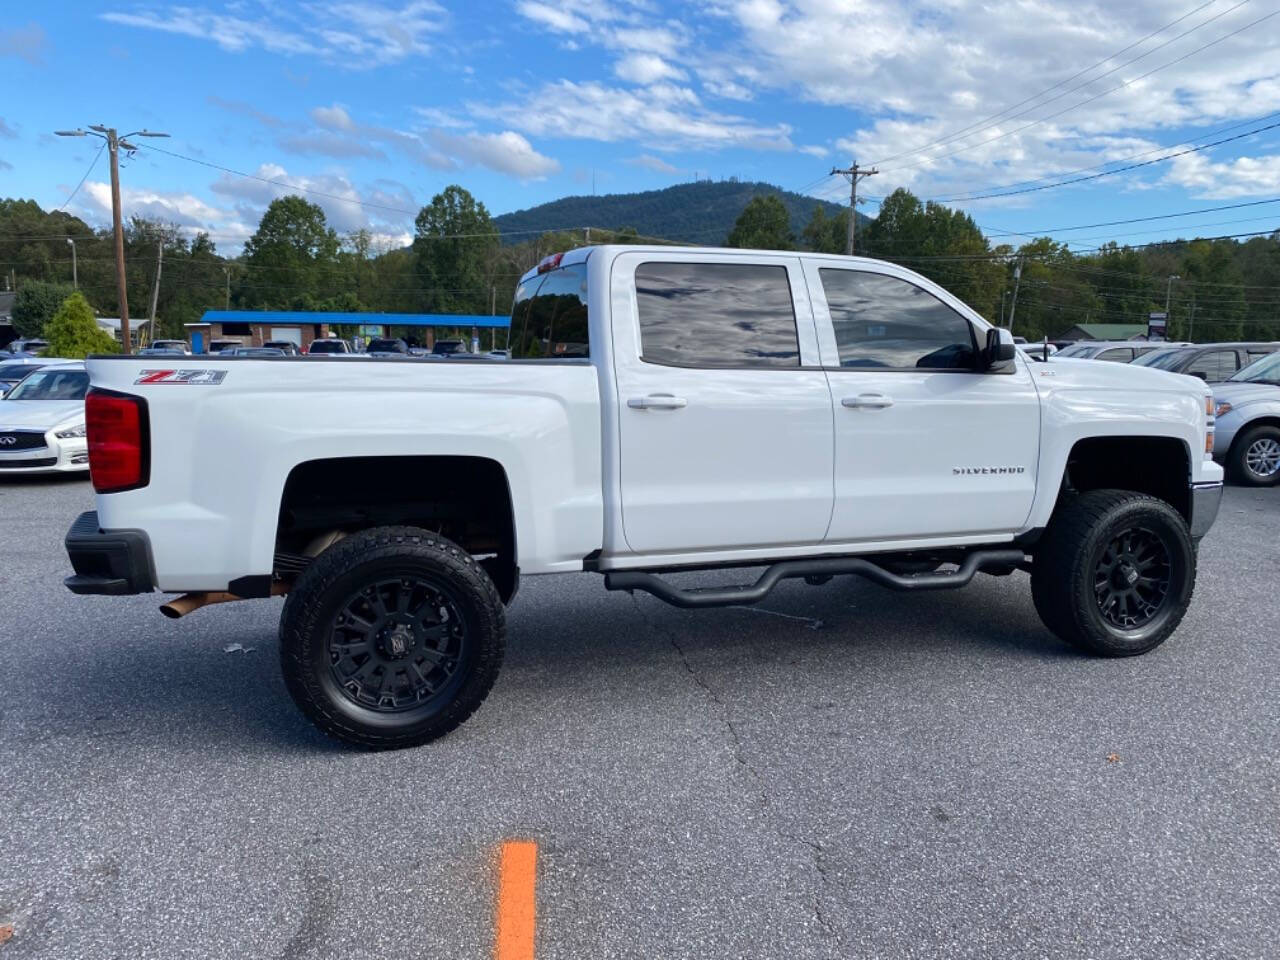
[[635, 262, 799, 367], [1096, 349, 1133, 363], [820, 269, 975, 370], [509, 263, 589, 359]]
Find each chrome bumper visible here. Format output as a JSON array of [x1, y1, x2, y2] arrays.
[[1189, 481, 1223, 540]]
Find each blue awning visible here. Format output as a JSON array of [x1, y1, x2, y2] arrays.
[[198, 310, 510, 328]]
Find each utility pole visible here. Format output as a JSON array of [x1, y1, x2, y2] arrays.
[[1188, 296, 1197, 341], [1000, 290, 1008, 327], [223, 266, 232, 309], [1007, 259, 1024, 334], [147, 239, 163, 335], [67, 238, 77, 289], [830, 161, 879, 255], [55, 124, 169, 353]]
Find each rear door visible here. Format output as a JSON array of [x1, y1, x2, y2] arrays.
[[611, 252, 834, 554], [805, 260, 1040, 544]]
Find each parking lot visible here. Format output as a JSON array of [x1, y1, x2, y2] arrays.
[[0, 476, 1275, 959]]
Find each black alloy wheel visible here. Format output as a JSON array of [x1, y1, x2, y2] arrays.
[[328, 577, 470, 713], [1092, 527, 1172, 630]]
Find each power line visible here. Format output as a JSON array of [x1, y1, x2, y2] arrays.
[[57, 141, 107, 211], [882, 5, 1276, 174], [983, 197, 1280, 236], [928, 117, 1280, 203], [867, 0, 1224, 167]]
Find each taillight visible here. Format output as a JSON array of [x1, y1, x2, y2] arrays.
[[86, 388, 150, 493]]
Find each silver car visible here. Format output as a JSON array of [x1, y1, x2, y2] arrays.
[[1212, 352, 1280, 486]]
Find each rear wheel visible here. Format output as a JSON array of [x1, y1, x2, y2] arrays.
[[1031, 490, 1195, 657], [1229, 424, 1280, 487], [279, 527, 505, 749]]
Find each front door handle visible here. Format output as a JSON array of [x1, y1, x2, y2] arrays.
[[628, 394, 688, 410], [842, 393, 894, 409]]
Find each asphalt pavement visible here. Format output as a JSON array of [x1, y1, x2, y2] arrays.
[[1, 476, 1277, 959]]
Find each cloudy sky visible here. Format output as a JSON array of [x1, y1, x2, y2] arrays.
[[1, 0, 1277, 253]]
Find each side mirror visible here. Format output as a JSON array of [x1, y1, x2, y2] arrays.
[[983, 327, 1017, 369]]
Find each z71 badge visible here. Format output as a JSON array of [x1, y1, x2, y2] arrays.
[[134, 369, 228, 385]]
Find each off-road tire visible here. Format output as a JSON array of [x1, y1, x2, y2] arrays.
[[280, 526, 505, 749], [1229, 424, 1280, 487], [1031, 490, 1195, 657]]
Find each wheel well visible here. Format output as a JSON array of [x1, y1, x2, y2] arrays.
[[1229, 416, 1280, 453], [275, 456, 518, 602], [1063, 436, 1191, 521]]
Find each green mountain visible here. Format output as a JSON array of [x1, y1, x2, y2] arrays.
[[492, 180, 870, 246]]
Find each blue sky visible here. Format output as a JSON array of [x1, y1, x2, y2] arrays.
[[1, 1, 1278, 254]]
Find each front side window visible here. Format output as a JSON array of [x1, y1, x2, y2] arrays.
[[635, 262, 799, 367], [820, 269, 976, 370], [509, 263, 589, 359], [1186, 350, 1238, 381]]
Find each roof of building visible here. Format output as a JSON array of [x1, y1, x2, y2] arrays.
[[1064, 323, 1149, 340], [95, 317, 152, 331], [198, 310, 510, 328]]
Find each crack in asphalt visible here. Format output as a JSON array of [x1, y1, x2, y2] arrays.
[[628, 594, 843, 948]]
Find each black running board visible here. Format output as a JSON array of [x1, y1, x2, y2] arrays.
[[603, 549, 1027, 609]]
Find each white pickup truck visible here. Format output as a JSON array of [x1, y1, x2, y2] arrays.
[[65, 245, 1224, 748]]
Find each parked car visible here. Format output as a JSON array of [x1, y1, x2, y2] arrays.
[[1018, 343, 1057, 362], [431, 339, 467, 356], [149, 339, 191, 354], [263, 340, 302, 356], [0, 361, 90, 475], [137, 346, 188, 357], [0, 358, 58, 398], [6, 338, 50, 356], [208, 339, 244, 353], [1132, 342, 1280, 382], [64, 245, 1224, 749], [1210, 351, 1280, 485], [306, 338, 352, 355], [366, 337, 410, 356], [220, 346, 287, 357], [1052, 341, 1167, 362]]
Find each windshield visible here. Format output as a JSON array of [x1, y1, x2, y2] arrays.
[[1231, 351, 1280, 384], [1136, 350, 1182, 371], [1054, 343, 1095, 358], [308, 340, 346, 353], [0, 363, 42, 381], [1133, 348, 1189, 370], [6, 369, 88, 400]]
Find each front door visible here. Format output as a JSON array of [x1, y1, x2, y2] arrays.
[[804, 261, 1040, 544], [612, 252, 834, 554]]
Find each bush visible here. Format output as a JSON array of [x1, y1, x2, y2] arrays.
[[11, 280, 75, 338], [43, 292, 119, 359]]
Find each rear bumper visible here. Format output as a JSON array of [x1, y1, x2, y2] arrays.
[[64, 510, 156, 595], [1189, 481, 1223, 541]]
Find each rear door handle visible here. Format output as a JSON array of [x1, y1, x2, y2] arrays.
[[628, 394, 688, 410], [842, 393, 894, 409]]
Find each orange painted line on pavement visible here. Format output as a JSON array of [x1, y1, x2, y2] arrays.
[[496, 840, 538, 960]]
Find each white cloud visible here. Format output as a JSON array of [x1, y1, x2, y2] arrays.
[[426, 130, 561, 179], [798, 144, 829, 158], [0, 21, 49, 65], [629, 154, 681, 174], [614, 53, 685, 85], [100, 1, 445, 66], [311, 104, 357, 132], [1162, 151, 1280, 199], [472, 80, 792, 151]]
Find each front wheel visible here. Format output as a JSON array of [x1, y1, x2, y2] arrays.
[[1230, 424, 1280, 486], [279, 527, 506, 749], [1031, 490, 1196, 657]]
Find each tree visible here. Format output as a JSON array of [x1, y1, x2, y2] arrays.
[[801, 204, 849, 254], [414, 185, 500, 314], [11, 280, 75, 337], [239, 196, 341, 309], [726, 194, 794, 250], [43, 291, 119, 358]]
